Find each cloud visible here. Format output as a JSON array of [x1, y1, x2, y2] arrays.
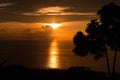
[[0, 0, 119, 23], [0, 27, 53, 40], [0, 3, 13, 7], [36, 6, 69, 14], [0, 29, 5, 32], [0, 13, 97, 23], [0, 2, 14, 10], [21, 28, 53, 40]]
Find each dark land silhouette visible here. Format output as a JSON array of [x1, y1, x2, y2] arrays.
[[0, 65, 107, 80]]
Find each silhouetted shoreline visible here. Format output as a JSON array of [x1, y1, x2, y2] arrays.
[[1, 64, 119, 80]]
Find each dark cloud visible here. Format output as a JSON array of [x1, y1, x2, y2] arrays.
[[0, 28, 5, 32], [1, 0, 119, 13], [22, 28, 52, 40], [0, 13, 97, 23], [0, 27, 53, 40], [0, 0, 120, 23]]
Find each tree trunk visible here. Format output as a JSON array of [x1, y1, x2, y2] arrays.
[[112, 46, 118, 77], [105, 51, 111, 76]]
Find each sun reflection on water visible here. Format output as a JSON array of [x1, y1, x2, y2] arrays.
[[47, 40, 59, 69]]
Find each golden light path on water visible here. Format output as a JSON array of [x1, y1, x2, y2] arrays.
[[47, 40, 59, 69]]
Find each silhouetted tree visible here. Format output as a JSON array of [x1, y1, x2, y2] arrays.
[[73, 31, 89, 56], [73, 19, 110, 76], [73, 2, 120, 77], [98, 2, 120, 76], [87, 19, 111, 76], [73, 19, 106, 59]]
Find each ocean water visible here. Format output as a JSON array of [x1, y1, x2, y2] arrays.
[[0, 40, 82, 69], [0, 40, 120, 73]]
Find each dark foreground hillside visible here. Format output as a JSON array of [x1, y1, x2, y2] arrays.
[[0, 65, 119, 80]]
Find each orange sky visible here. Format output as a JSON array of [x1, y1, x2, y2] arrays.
[[1, 0, 119, 40], [0, 21, 89, 40], [0, 0, 120, 73]]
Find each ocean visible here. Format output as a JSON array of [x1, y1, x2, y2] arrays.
[[0, 40, 120, 73]]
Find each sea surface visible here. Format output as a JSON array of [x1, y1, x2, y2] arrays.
[[0, 40, 120, 73]]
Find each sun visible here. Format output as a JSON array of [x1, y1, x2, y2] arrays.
[[45, 23, 61, 29]]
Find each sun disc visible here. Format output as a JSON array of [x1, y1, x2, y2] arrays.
[[45, 23, 61, 29]]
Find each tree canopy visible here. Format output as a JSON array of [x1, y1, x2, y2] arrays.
[[73, 2, 120, 76]]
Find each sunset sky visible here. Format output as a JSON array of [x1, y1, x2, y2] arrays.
[[0, 0, 120, 73], [0, 0, 120, 40]]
